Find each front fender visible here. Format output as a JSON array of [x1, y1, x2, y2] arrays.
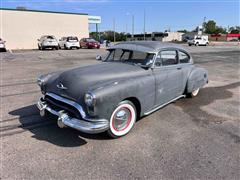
[[91, 75, 155, 120], [187, 67, 208, 93]]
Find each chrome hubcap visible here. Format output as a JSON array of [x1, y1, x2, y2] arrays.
[[113, 108, 131, 131]]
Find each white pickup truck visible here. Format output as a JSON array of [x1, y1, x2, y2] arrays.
[[188, 35, 209, 46]]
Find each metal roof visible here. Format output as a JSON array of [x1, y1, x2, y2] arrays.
[[108, 41, 186, 53], [0, 8, 88, 16]]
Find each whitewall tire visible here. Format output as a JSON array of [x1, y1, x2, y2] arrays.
[[107, 100, 136, 138], [189, 88, 200, 98]]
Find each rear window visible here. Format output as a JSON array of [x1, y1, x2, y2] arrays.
[[67, 37, 78, 41], [46, 36, 54, 39], [86, 38, 97, 42]]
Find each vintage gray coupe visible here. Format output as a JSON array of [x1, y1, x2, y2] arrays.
[[37, 41, 208, 138]]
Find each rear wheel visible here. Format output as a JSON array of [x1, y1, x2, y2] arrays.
[[107, 100, 137, 138], [187, 88, 200, 98]]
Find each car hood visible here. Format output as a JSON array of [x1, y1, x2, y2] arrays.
[[45, 62, 150, 102]]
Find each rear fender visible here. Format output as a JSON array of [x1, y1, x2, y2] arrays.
[[187, 67, 208, 93]]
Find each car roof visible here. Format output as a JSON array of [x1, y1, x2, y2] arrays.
[[108, 41, 187, 53]]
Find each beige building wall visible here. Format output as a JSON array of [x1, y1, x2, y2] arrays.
[[162, 32, 184, 42], [0, 9, 89, 49]]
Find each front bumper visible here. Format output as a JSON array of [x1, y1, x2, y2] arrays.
[[37, 97, 109, 134]]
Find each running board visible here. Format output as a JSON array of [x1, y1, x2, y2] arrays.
[[144, 95, 186, 116]]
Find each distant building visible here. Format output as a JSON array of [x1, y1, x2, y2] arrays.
[[126, 32, 183, 42], [209, 34, 240, 41], [162, 32, 184, 42], [0, 8, 91, 49]]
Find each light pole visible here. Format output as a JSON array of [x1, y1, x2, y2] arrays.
[[113, 18, 116, 42], [132, 15, 135, 41], [143, 9, 146, 40]]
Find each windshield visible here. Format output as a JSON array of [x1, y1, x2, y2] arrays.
[[105, 49, 155, 66]]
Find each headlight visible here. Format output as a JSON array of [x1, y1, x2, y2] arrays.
[[84, 93, 96, 107], [37, 75, 45, 87], [37, 74, 53, 87]]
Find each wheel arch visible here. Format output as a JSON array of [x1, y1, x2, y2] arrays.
[[123, 97, 141, 119]]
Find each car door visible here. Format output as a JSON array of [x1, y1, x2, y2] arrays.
[[153, 49, 183, 106], [178, 50, 192, 93]]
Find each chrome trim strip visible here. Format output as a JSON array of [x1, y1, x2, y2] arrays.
[[46, 92, 87, 118], [37, 98, 109, 134], [144, 95, 186, 115]]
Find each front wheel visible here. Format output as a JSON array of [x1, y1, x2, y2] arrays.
[[107, 100, 137, 138], [187, 88, 200, 98]]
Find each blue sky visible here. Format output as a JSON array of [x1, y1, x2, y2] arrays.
[[2, 0, 239, 33]]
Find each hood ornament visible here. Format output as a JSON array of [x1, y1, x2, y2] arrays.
[[57, 83, 68, 90]]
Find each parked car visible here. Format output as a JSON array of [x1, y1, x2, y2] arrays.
[[0, 38, 6, 52], [80, 38, 100, 49], [38, 35, 59, 50], [59, 36, 80, 50], [37, 41, 208, 138], [188, 35, 209, 46]]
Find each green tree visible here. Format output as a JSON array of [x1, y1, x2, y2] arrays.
[[90, 31, 127, 42], [229, 26, 240, 34], [204, 20, 217, 34], [215, 26, 227, 34]]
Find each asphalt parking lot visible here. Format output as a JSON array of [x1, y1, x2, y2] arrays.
[[1, 45, 240, 179]]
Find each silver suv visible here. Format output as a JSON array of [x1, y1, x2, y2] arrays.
[[38, 35, 59, 50]]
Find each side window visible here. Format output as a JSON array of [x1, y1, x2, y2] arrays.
[[120, 51, 131, 60], [158, 50, 178, 66], [179, 51, 190, 63]]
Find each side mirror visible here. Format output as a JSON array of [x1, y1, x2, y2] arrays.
[[96, 55, 102, 61], [37, 39, 40, 41]]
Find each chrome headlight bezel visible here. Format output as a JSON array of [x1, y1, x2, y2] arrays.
[[37, 75, 45, 87], [37, 74, 53, 87], [84, 93, 96, 107]]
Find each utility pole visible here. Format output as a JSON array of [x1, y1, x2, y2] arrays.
[[113, 18, 116, 42], [96, 23, 99, 41], [203, 16, 206, 31], [143, 9, 146, 40], [132, 15, 134, 41]]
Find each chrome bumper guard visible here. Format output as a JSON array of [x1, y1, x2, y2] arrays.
[[37, 98, 109, 134]]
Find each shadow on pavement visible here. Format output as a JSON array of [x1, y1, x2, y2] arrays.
[[175, 81, 240, 125], [8, 105, 110, 147]]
